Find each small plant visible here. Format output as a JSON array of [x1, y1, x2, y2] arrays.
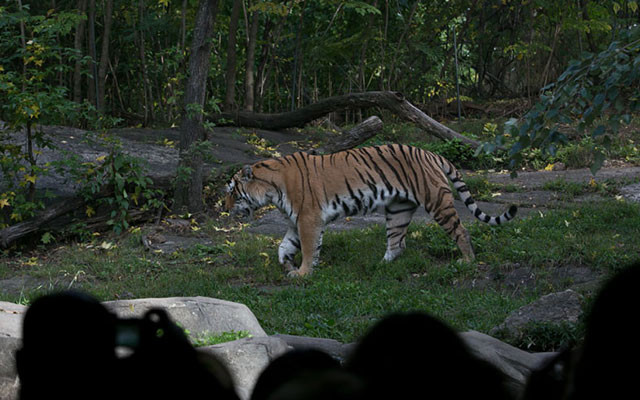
[[187, 330, 252, 347], [505, 321, 584, 352]]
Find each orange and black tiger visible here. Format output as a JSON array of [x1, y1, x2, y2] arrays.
[[225, 144, 516, 277]]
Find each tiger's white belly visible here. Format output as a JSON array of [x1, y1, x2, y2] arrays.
[[321, 185, 417, 224]]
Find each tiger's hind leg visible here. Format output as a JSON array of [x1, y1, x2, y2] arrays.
[[383, 201, 418, 262], [278, 226, 300, 273], [428, 193, 475, 261]]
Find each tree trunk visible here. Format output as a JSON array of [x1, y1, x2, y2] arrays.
[[137, 0, 153, 125], [86, 0, 97, 108], [73, 0, 87, 103], [179, 0, 187, 50], [255, 17, 276, 112], [174, 0, 220, 214], [224, 0, 241, 111], [97, 0, 113, 114], [207, 91, 483, 149], [291, 0, 306, 111], [243, 7, 259, 111]]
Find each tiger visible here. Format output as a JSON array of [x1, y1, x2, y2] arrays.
[[224, 144, 517, 277]]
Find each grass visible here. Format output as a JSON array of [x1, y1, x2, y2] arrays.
[[2, 199, 639, 350]]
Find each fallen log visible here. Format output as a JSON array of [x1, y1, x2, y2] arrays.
[[0, 186, 112, 248], [0, 179, 170, 249], [316, 115, 383, 154], [208, 91, 482, 149]]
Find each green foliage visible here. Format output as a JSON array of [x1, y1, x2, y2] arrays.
[[503, 321, 584, 352], [481, 25, 640, 174], [0, 6, 83, 227], [419, 139, 499, 170], [53, 134, 164, 235]]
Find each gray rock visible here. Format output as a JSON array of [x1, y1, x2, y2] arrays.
[[0, 337, 21, 400], [490, 289, 583, 341], [103, 297, 267, 338], [460, 330, 556, 397], [200, 336, 290, 400], [0, 302, 26, 338], [620, 182, 640, 203], [0, 376, 19, 400], [0, 336, 20, 377], [272, 334, 355, 363]]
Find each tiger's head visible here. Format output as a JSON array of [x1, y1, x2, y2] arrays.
[[224, 164, 272, 219]]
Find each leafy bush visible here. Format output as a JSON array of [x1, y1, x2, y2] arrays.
[[53, 134, 164, 235], [481, 25, 640, 174], [419, 139, 500, 170]]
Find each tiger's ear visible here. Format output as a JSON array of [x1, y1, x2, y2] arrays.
[[241, 165, 253, 182]]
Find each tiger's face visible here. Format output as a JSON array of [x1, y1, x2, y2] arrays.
[[224, 165, 265, 219]]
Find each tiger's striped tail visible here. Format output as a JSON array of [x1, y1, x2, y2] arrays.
[[437, 156, 517, 225]]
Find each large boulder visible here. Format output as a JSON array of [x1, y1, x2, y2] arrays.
[[201, 336, 290, 400], [103, 296, 267, 338], [0, 302, 26, 339], [461, 330, 556, 397], [0, 336, 20, 400]]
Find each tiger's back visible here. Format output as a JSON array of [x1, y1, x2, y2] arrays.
[[225, 144, 517, 276]]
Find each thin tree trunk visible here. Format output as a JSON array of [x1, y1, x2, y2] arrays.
[[255, 17, 274, 112], [138, 0, 153, 125], [73, 0, 87, 103], [17, 0, 27, 89], [387, 1, 416, 90], [108, 58, 126, 114], [379, 0, 388, 90], [87, 0, 97, 108], [291, 0, 306, 111], [97, 0, 113, 114], [243, 7, 259, 111], [180, 0, 187, 50], [175, 0, 220, 213], [224, 0, 241, 111]]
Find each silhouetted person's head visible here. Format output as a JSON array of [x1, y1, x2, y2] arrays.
[[17, 291, 240, 400], [251, 349, 342, 400], [17, 291, 118, 400], [346, 311, 511, 399], [566, 263, 640, 399]]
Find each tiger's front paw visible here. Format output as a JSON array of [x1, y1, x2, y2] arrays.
[[287, 266, 313, 278]]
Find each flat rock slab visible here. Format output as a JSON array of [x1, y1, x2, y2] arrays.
[[103, 297, 267, 338]]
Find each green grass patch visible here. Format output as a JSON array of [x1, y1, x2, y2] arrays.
[[1, 200, 639, 350], [188, 330, 252, 347]]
